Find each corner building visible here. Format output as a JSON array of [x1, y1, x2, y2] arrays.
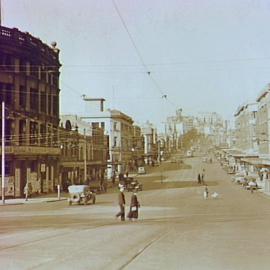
[[0, 26, 61, 197]]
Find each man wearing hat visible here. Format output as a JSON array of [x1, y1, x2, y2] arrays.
[[116, 187, 126, 221]]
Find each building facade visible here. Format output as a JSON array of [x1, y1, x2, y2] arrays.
[[142, 122, 158, 165], [256, 88, 270, 157], [0, 26, 61, 197], [234, 103, 258, 154], [59, 115, 108, 189]]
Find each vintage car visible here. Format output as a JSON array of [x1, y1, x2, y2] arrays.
[[119, 177, 143, 192], [126, 179, 143, 192], [68, 185, 96, 205], [138, 166, 146, 174]]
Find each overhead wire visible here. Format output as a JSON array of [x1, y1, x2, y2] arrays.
[[111, 0, 177, 110]]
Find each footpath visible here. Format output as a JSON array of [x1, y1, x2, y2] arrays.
[[0, 194, 67, 206]]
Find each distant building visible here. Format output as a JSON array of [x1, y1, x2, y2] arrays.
[[131, 125, 145, 168], [234, 103, 258, 154], [256, 86, 270, 157], [0, 26, 61, 197], [142, 121, 158, 165]]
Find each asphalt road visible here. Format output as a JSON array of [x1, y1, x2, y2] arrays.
[[1, 156, 270, 270]]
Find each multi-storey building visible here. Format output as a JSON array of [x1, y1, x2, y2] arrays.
[[0, 26, 61, 197], [59, 115, 108, 188], [256, 87, 270, 157], [234, 103, 258, 154], [81, 98, 135, 179]]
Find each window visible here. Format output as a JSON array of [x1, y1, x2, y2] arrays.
[[19, 120, 26, 145], [20, 59, 27, 74], [30, 88, 39, 111], [53, 96, 58, 115], [0, 83, 14, 105], [40, 91, 47, 113], [4, 54, 13, 71], [19, 85, 27, 108], [30, 161, 37, 172]]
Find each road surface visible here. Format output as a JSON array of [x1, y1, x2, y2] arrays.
[[1, 157, 270, 269]]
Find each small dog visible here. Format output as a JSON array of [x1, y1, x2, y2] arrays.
[[211, 192, 219, 199]]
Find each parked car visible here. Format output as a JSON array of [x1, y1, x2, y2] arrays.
[[138, 166, 146, 174], [68, 185, 96, 205]]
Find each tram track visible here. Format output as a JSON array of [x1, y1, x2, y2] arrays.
[[118, 230, 171, 270]]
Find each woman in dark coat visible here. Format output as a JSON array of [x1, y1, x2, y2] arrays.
[[128, 190, 140, 221]]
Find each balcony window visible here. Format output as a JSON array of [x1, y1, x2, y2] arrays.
[[40, 124, 46, 145], [19, 120, 26, 145], [30, 121, 38, 145]]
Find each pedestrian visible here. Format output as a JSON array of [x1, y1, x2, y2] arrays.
[[203, 185, 209, 199], [127, 189, 140, 221], [99, 178, 104, 192], [112, 173, 116, 185], [197, 173, 201, 184], [201, 172, 205, 184], [24, 182, 30, 201], [115, 187, 126, 221]]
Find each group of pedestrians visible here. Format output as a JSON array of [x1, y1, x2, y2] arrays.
[[197, 169, 206, 185], [197, 169, 210, 199], [115, 187, 140, 221]]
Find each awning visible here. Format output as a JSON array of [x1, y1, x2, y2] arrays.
[[241, 157, 270, 167]]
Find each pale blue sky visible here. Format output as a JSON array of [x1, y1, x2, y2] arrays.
[[3, 0, 270, 130]]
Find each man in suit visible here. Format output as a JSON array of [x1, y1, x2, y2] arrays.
[[116, 187, 125, 221]]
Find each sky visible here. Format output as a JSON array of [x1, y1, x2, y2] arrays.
[[3, 0, 270, 130]]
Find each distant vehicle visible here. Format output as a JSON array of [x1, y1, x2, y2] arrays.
[[138, 166, 146, 174], [186, 150, 193, 157], [68, 185, 96, 205], [124, 178, 143, 192]]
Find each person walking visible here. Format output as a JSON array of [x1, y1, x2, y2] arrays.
[[203, 185, 209, 199], [24, 182, 30, 201], [197, 173, 201, 184], [128, 189, 140, 221], [201, 170, 205, 185], [116, 187, 126, 221]]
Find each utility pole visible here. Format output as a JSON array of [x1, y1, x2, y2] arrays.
[[2, 101, 5, 204], [84, 129, 87, 182]]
